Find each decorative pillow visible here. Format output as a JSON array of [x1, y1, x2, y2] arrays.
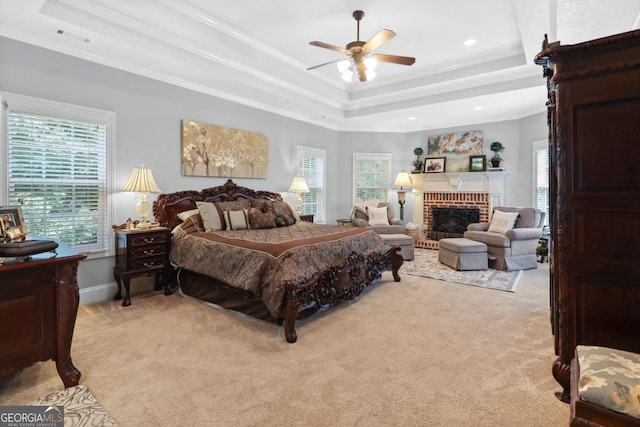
[[196, 201, 224, 232], [248, 209, 277, 230], [175, 208, 203, 230], [488, 210, 520, 234], [224, 209, 249, 231], [176, 216, 202, 234], [275, 215, 296, 227], [250, 199, 270, 212], [266, 200, 297, 226], [367, 206, 390, 226]]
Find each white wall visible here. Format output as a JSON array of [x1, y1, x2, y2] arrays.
[[0, 36, 548, 300]]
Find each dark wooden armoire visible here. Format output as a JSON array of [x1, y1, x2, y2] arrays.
[[535, 30, 640, 402]]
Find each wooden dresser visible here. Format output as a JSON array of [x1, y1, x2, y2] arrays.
[[535, 30, 640, 401], [0, 242, 86, 387]]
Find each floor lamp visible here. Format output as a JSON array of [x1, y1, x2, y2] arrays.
[[393, 171, 412, 221]]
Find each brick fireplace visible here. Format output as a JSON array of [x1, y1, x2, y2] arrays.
[[409, 172, 506, 249]]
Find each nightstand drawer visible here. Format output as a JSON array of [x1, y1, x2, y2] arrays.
[[129, 232, 168, 247], [129, 255, 166, 271], [129, 244, 167, 259]]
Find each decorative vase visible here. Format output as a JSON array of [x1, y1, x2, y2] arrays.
[[490, 159, 502, 168]]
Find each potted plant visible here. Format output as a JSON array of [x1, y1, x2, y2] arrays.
[[489, 141, 505, 168], [411, 147, 424, 173]]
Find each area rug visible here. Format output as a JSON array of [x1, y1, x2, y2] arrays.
[[29, 384, 117, 427], [401, 249, 522, 292]]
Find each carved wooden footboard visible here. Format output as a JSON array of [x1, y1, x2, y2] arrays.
[[281, 247, 402, 343]]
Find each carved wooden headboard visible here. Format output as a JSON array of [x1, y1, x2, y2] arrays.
[[152, 179, 283, 229]]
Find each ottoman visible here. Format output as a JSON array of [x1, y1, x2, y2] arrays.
[[380, 233, 415, 261], [438, 238, 488, 270]]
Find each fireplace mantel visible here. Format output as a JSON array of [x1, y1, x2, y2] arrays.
[[410, 172, 507, 226], [409, 171, 506, 194]]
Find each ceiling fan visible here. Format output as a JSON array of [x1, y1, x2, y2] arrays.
[[307, 10, 415, 82]]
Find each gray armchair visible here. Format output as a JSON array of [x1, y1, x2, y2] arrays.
[[351, 202, 406, 235], [463, 206, 545, 271]]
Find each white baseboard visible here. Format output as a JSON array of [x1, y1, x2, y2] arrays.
[[79, 282, 117, 305]]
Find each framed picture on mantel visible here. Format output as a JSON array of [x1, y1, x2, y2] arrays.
[[469, 155, 486, 172], [423, 157, 446, 173]]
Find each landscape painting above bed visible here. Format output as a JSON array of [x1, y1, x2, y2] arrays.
[[181, 120, 268, 178], [427, 130, 483, 172]]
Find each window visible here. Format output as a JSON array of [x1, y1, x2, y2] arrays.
[[353, 152, 391, 204], [296, 146, 326, 223], [2, 93, 114, 255], [533, 139, 549, 226]]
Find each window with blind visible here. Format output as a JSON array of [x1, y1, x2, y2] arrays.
[[296, 146, 326, 223], [353, 152, 391, 204], [533, 140, 549, 226], [2, 93, 114, 254]]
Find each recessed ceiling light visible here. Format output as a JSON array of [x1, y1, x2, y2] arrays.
[[408, 116, 416, 120], [464, 38, 477, 46], [473, 106, 483, 111]]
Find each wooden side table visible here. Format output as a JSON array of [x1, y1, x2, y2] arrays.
[[336, 218, 352, 226], [113, 227, 171, 306], [0, 241, 86, 387], [299, 214, 314, 223]]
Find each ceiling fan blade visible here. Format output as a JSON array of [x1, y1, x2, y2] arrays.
[[356, 61, 367, 82], [363, 29, 395, 52], [309, 41, 347, 54], [307, 59, 342, 71], [373, 53, 416, 66]]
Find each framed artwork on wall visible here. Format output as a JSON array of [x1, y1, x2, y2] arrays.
[[423, 157, 446, 173], [427, 130, 483, 172], [181, 119, 269, 178], [469, 155, 487, 172]]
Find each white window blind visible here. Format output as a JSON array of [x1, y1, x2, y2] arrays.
[[4, 95, 113, 254], [353, 153, 391, 203], [297, 146, 326, 223], [534, 142, 550, 226]]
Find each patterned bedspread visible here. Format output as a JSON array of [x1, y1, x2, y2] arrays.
[[170, 221, 388, 317]]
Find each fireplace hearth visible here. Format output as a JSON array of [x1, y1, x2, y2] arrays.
[[430, 207, 480, 240]]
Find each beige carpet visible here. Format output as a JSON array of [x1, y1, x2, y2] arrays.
[[0, 263, 568, 426]]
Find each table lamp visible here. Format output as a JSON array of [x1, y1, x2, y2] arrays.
[[122, 165, 161, 229], [288, 176, 310, 213], [393, 171, 412, 221]]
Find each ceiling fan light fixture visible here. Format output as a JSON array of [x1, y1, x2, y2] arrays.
[[365, 69, 377, 81], [364, 56, 378, 71], [341, 70, 354, 82], [337, 59, 352, 73]]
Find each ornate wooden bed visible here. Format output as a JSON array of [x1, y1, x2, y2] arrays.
[[152, 180, 402, 343]]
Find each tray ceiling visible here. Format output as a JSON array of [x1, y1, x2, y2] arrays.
[[1, 0, 638, 132]]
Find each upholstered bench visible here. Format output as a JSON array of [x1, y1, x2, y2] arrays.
[[379, 233, 414, 261], [571, 345, 640, 426], [438, 238, 488, 271]]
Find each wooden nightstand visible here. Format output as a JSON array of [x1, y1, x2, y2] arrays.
[[299, 214, 314, 223], [113, 227, 171, 306]]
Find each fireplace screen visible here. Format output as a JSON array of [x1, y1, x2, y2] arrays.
[[431, 207, 480, 239]]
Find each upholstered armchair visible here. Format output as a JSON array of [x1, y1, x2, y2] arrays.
[[463, 206, 545, 271], [350, 201, 406, 235]]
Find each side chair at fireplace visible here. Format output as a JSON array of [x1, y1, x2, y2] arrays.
[[463, 206, 545, 271]]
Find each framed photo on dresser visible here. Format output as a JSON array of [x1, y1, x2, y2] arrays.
[[0, 206, 27, 240]]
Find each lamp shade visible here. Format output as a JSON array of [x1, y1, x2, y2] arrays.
[[288, 176, 310, 193], [122, 165, 161, 193], [393, 172, 412, 189]]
